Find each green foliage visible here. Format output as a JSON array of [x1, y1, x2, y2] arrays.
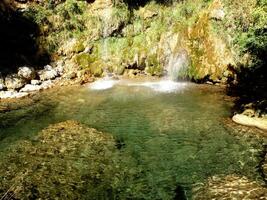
[[235, 0, 267, 65], [145, 54, 163, 76]]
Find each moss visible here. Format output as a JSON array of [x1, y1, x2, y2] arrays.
[[89, 61, 104, 77], [72, 40, 85, 53], [0, 121, 131, 199], [113, 64, 125, 75], [74, 53, 96, 69], [145, 54, 163, 76]]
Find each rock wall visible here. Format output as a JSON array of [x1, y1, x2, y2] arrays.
[[0, 0, 264, 85]]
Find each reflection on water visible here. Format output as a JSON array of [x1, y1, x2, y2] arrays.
[[0, 81, 264, 199]]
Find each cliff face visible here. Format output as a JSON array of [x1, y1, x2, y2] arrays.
[[0, 0, 50, 75], [1, 0, 266, 85]]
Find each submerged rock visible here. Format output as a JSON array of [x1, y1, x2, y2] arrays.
[[192, 175, 267, 199], [0, 120, 126, 199]]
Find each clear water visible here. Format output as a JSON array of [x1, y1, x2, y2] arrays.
[[0, 80, 264, 199]]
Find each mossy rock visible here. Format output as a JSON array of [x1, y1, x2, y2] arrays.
[[112, 64, 125, 75], [89, 61, 104, 77], [73, 53, 96, 69], [145, 54, 163, 76], [72, 40, 85, 53], [0, 120, 127, 199]]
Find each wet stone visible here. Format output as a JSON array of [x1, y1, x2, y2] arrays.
[[192, 175, 267, 200], [0, 120, 127, 199]]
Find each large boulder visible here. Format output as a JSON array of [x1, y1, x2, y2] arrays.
[[0, 120, 126, 199], [18, 66, 36, 80], [5, 74, 26, 90]]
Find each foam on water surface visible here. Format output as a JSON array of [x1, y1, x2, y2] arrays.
[[89, 79, 119, 90], [89, 78, 188, 93], [140, 80, 187, 93]]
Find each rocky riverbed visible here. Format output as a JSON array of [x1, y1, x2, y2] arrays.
[[191, 118, 267, 199]]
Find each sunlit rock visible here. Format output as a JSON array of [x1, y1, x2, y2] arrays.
[[20, 84, 41, 92], [0, 90, 28, 99], [232, 114, 267, 131], [55, 60, 65, 76], [0, 74, 5, 90], [38, 65, 58, 81], [18, 66, 36, 80], [5, 74, 26, 90], [209, 0, 225, 20], [192, 175, 267, 199], [210, 8, 225, 20], [30, 79, 41, 85], [40, 80, 54, 89]]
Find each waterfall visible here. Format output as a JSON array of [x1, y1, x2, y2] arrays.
[[101, 2, 114, 78], [131, 49, 189, 93], [166, 49, 189, 81], [89, 3, 119, 91], [102, 6, 111, 63]]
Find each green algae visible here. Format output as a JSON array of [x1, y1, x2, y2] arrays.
[[0, 121, 128, 199]]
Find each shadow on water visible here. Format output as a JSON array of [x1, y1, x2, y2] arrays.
[[0, 2, 50, 75]]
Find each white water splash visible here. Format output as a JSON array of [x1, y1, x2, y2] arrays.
[[127, 80, 187, 93], [89, 79, 119, 90]]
